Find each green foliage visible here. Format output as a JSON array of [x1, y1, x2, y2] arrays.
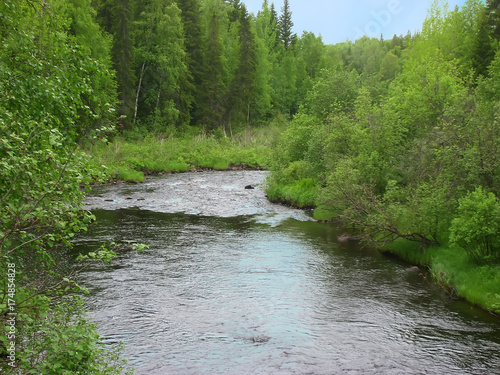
[[85, 126, 275, 181], [0, 0, 128, 372], [176, 0, 203, 123], [94, 0, 136, 127], [132, 242, 150, 252], [2, 0, 500, 348], [276, 113, 317, 164], [430, 246, 500, 313], [224, 4, 259, 129], [64, 0, 118, 133], [450, 187, 500, 264], [277, 0, 295, 49], [305, 68, 359, 119], [0, 0, 108, 257], [0, 289, 131, 374], [268, 0, 500, 259], [197, 6, 227, 130], [133, 0, 187, 130]]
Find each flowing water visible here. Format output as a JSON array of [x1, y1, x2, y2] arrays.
[[73, 171, 500, 374]]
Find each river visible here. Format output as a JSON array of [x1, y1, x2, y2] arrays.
[[73, 170, 500, 374]]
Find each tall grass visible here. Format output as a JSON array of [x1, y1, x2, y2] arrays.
[[83, 125, 278, 181], [430, 247, 500, 313], [266, 177, 318, 208]]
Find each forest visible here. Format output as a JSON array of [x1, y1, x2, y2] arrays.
[[1, 0, 500, 372]]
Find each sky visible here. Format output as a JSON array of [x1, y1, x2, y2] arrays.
[[243, 0, 468, 45]]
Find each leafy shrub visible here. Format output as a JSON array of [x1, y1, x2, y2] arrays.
[[450, 187, 500, 264], [0, 288, 131, 374]]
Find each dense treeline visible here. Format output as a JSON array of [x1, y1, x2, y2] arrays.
[[269, 0, 500, 263], [91, 0, 305, 134], [267, 0, 500, 310], [89, 0, 372, 136]]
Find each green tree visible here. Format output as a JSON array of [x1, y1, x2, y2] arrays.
[[378, 51, 400, 82], [133, 0, 188, 130], [64, 0, 118, 137], [450, 187, 500, 263], [93, 0, 136, 129], [278, 0, 295, 49], [0, 0, 126, 371], [269, 2, 280, 47], [198, 8, 227, 130], [296, 31, 324, 80], [487, 0, 500, 38], [224, 4, 258, 131], [176, 0, 203, 123], [270, 48, 298, 116], [473, 1, 496, 77], [257, 0, 278, 52], [305, 67, 359, 120]]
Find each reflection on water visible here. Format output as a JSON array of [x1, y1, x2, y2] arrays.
[[73, 172, 500, 375]]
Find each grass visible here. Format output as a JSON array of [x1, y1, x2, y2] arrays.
[[386, 240, 500, 314], [266, 178, 318, 209], [114, 166, 145, 183], [83, 125, 278, 182], [430, 246, 500, 313]]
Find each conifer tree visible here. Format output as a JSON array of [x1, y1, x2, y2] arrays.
[[278, 0, 295, 49], [257, 0, 278, 52], [175, 0, 203, 123], [226, 0, 242, 22], [198, 8, 227, 130], [487, 0, 500, 38], [269, 2, 279, 47], [93, 0, 135, 129], [133, 0, 188, 129], [473, 3, 495, 77], [225, 4, 258, 130]]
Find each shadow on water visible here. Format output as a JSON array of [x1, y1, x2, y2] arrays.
[[72, 172, 500, 375]]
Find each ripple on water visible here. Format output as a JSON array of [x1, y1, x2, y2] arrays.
[[74, 171, 500, 375]]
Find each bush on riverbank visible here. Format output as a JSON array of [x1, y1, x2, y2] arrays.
[[84, 125, 278, 182], [0, 1, 131, 372], [264, 3, 500, 315]]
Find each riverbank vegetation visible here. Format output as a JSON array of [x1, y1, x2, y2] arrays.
[[86, 0, 500, 314], [0, 0, 130, 373], [266, 0, 500, 313], [84, 124, 278, 182], [2, 0, 500, 371]]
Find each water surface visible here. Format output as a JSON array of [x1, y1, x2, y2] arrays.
[[74, 171, 500, 374]]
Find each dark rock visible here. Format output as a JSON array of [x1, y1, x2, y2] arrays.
[[245, 185, 255, 190], [405, 266, 420, 273], [250, 335, 270, 343], [337, 233, 353, 242]]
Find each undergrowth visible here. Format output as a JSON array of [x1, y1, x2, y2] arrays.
[[83, 125, 278, 182]]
